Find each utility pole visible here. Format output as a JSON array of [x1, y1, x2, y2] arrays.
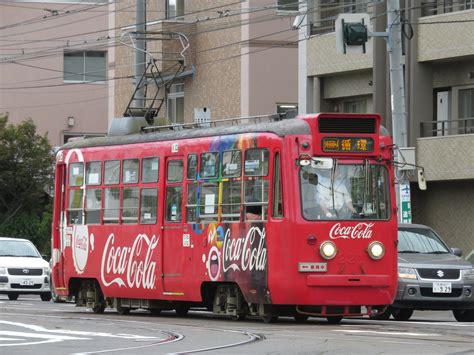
[[134, 0, 146, 108], [386, 0, 410, 224]]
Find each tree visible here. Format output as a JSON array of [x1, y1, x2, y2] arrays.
[[0, 114, 53, 224]]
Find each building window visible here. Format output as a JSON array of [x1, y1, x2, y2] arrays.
[[277, 0, 299, 13], [458, 88, 474, 132], [64, 51, 106, 82], [310, 0, 368, 35], [343, 99, 367, 113], [277, 103, 298, 115], [167, 0, 185, 20], [167, 83, 184, 124]]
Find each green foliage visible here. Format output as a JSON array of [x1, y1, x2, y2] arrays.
[[0, 114, 53, 255]]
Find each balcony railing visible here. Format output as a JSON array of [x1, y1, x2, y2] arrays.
[[420, 117, 474, 137]]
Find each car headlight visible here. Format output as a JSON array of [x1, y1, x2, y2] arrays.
[[367, 241, 385, 260], [462, 268, 474, 281], [320, 241, 337, 260], [43, 267, 50, 275], [0, 267, 5, 275], [398, 267, 417, 280]]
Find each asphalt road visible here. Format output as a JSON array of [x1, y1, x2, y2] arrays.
[[0, 295, 473, 354]]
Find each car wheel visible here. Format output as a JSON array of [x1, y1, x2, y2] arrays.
[[40, 292, 52, 302], [453, 309, 474, 322], [326, 316, 343, 324], [7, 293, 19, 301], [391, 307, 413, 321], [370, 307, 391, 320]]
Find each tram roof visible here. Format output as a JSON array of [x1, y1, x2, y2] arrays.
[[60, 118, 311, 150]]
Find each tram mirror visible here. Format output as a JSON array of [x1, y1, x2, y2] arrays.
[[310, 157, 333, 170], [417, 168, 427, 190]]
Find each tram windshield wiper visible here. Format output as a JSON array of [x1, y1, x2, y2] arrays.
[[398, 250, 421, 254]]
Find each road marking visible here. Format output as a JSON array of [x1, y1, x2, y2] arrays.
[[0, 320, 163, 348], [332, 329, 439, 337]]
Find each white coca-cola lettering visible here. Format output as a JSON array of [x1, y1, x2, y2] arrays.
[[329, 222, 375, 240], [222, 227, 267, 272], [101, 233, 159, 289]]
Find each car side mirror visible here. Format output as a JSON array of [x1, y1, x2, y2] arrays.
[[451, 248, 462, 257]]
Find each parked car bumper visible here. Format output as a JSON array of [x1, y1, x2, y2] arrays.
[[393, 279, 474, 310], [0, 274, 51, 295]]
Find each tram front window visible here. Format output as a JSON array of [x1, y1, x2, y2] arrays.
[[300, 162, 390, 220]]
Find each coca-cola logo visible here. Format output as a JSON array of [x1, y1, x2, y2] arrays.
[[222, 227, 267, 272], [101, 233, 159, 289], [329, 223, 375, 240]]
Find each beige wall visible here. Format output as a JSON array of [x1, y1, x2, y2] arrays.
[[418, 10, 474, 62], [0, 2, 109, 147], [412, 180, 474, 260]]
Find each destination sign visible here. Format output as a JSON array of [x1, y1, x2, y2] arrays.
[[322, 137, 374, 153]]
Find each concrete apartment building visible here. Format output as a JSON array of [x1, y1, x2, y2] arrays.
[[0, 0, 113, 147], [299, 0, 474, 258], [112, 0, 298, 126]]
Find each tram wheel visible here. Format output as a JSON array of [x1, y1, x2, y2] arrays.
[[92, 303, 106, 314], [294, 314, 309, 323], [175, 304, 190, 317], [231, 313, 247, 321], [326, 316, 343, 324], [369, 307, 391, 320], [262, 315, 278, 323], [391, 308, 413, 321], [116, 306, 130, 315]]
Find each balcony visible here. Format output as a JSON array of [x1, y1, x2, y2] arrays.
[[417, 118, 474, 181]]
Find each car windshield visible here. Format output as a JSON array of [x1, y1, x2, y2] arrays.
[[0, 240, 41, 257], [398, 228, 450, 254]]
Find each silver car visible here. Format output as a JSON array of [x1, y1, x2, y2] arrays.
[[373, 224, 474, 322], [0, 237, 51, 301]]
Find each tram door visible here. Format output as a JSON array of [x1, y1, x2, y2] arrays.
[[162, 157, 191, 295], [52, 163, 67, 292]]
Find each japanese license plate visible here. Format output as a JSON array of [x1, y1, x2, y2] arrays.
[[432, 282, 452, 293], [20, 279, 34, 286]]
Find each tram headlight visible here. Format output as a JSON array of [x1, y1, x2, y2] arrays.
[[320, 241, 337, 260], [367, 241, 385, 260], [398, 267, 417, 280]]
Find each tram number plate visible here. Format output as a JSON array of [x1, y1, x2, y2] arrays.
[[432, 282, 451, 293], [20, 279, 34, 286]]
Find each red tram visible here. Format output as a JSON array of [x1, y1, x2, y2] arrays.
[[51, 113, 398, 323]]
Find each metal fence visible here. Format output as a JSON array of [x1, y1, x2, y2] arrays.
[[420, 117, 474, 137]]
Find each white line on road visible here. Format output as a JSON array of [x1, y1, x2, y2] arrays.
[[332, 329, 439, 337]]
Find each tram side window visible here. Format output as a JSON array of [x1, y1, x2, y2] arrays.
[[244, 149, 269, 176], [85, 188, 102, 224], [69, 162, 84, 186], [104, 188, 120, 224], [140, 188, 157, 224], [166, 186, 182, 222], [199, 183, 219, 222], [187, 154, 198, 180], [221, 180, 242, 222], [104, 160, 120, 185], [123, 159, 139, 184], [200, 152, 219, 179], [272, 153, 283, 218], [142, 157, 159, 183], [67, 189, 83, 224], [86, 161, 102, 185], [186, 182, 198, 222], [122, 187, 139, 224], [167, 160, 183, 183], [244, 179, 269, 221], [222, 150, 241, 177]]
